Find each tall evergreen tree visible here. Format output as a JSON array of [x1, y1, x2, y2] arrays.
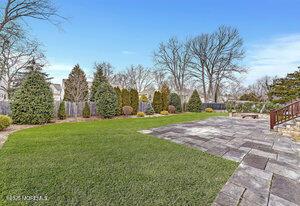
[[187, 90, 202, 112], [114, 87, 123, 115], [161, 83, 170, 111], [11, 70, 54, 124], [130, 89, 139, 115], [169, 93, 182, 112], [152, 91, 162, 113], [90, 64, 108, 101], [95, 82, 118, 118], [64, 64, 88, 119], [269, 69, 300, 104], [121, 88, 131, 107]]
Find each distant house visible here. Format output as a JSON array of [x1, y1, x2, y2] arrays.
[[50, 84, 63, 101]]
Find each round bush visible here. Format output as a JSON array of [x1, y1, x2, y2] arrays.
[[122, 106, 133, 116], [205, 108, 214, 113], [11, 70, 54, 124], [168, 105, 176, 114], [160, 110, 169, 115], [169, 93, 182, 112], [95, 82, 118, 118], [82, 102, 91, 118], [58, 101, 67, 120], [0, 115, 12, 131], [136, 112, 145, 117]]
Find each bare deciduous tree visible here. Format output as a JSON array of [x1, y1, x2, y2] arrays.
[[154, 37, 192, 100], [0, 0, 60, 33], [190, 26, 246, 102], [0, 31, 45, 99], [247, 75, 275, 101]]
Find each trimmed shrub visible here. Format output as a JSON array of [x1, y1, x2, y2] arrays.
[[160, 110, 169, 115], [130, 89, 139, 115], [114, 87, 123, 115], [169, 93, 182, 112], [139, 95, 148, 102], [123, 106, 133, 116], [122, 89, 131, 107], [0, 115, 12, 131], [205, 108, 214, 113], [145, 103, 155, 115], [168, 105, 176, 114], [187, 90, 202, 112], [82, 102, 91, 118], [136, 112, 145, 117], [58, 101, 67, 120], [11, 70, 54, 124], [152, 91, 162, 113], [95, 82, 118, 118], [161, 83, 170, 111]]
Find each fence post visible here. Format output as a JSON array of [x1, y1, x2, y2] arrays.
[[270, 110, 276, 130]]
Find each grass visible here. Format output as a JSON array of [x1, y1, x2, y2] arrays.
[[0, 112, 237, 206]]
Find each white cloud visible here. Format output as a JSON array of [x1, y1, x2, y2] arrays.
[[246, 34, 300, 84], [44, 63, 73, 84]]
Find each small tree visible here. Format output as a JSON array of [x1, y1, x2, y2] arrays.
[[90, 65, 108, 101], [95, 82, 118, 118], [130, 89, 139, 115], [187, 90, 202, 112], [114, 87, 122, 115], [121, 88, 131, 107], [11, 70, 54, 124], [82, 102, 91, 118], [161, 83, 170, 111], [58, 101, 67, 120], [64, 64, 88, 119], [152, 91, 162, 113], [169, 93, 182, 112]]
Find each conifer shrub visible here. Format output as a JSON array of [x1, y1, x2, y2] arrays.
[[121, 89, 131, 107], [130, 89, 139, 115], [114, 87, 122, 115], [11, 70, 54, 124], [145, 103, 155, 115], [169, 93, 182, 112], [122, 106, 133, 116], [160, 110, 169, 115], [161, 83, 170, 111], [187, 90, 202, 112], [168, 105, 176, 114], [82, 102, 91, 118], [136, 112, 145, 117], [58, 101, 67, 120], [0, 115, 12, 131], [152, 91, 162, 113], [95, 82, 118, 118]]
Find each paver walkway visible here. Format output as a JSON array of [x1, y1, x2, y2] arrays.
[[140, 117, 300, 206]]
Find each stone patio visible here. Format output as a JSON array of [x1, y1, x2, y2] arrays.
[[140, 117, 300, 206]]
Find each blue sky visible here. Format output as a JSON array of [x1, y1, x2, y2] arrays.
[[28, 0, 300, 84]]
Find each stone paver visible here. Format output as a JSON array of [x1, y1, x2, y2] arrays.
[[140, 117, 300, 206]]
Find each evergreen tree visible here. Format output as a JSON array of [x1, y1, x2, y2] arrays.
[[114, 87, 123, 115], [169, 93, 182, 112], [95, 82, 118, 118], [90, 64, 108, 101], [161, 83, 170, 111], [82, 102, 91, 118], [152, 91, 162, 113], [64, 64, 89, 119], [187, 90, 202, 112], [121, 88, 131, 107], [58, 101, 67, 120], [130, 89, 139, 115], [11, 70, 54, 124], [269, 69, 300, 104]]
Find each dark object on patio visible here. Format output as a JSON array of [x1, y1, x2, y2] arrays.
[[242, 114, 259, 119]]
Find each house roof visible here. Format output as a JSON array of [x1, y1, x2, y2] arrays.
[[51, 83, 62, 91]]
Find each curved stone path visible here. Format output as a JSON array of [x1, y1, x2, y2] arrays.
[[140, 117, 300, 206]]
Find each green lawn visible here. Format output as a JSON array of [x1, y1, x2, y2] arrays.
[[0, 113, 237, 206]]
